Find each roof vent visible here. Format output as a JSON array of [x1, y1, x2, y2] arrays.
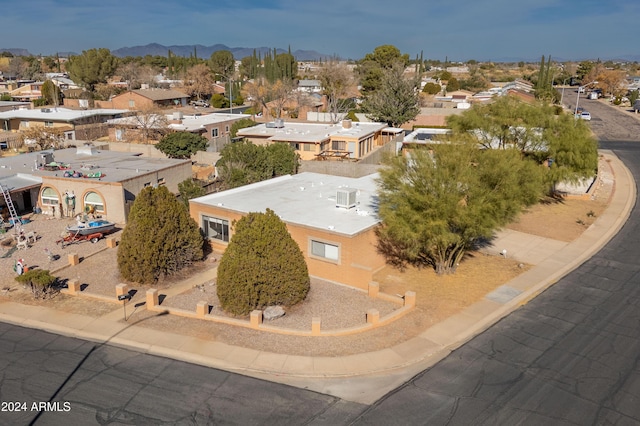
[[336, 188, 357, 209], [42, 108, 52, 113], [266, 119, 285, 128]]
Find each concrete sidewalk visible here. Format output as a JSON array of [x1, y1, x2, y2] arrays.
[[0, 150, 634, 404]]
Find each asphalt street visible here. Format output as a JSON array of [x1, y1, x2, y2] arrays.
[[0, 322, 366, 425], [352, 98, 640, 425]]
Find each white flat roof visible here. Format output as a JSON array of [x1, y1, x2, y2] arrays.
[[191, 172, 381, 236], [237, 121, 388, 143], [0, 148, 190, 186], [0, 107, 127, 122], [169, 113, 250, 132]]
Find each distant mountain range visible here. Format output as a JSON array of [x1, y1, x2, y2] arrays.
[[2, 44, 639, 63], [0, 44, 333, 61]]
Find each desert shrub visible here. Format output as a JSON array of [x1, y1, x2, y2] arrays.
[[15, 269, 57, 299], [217, 209, 310, 315], [156, 132, 208, 159], [117, 186, 204, 284]]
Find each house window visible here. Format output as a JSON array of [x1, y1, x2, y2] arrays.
[[20, 120, 29, 129], [41, 187, 59, 205], [44, 121, 54, 128], [211, 128, 219, 138], [225, 125, 229, 133], [310, 240, 340, 261], [303, 143, 313, 152], [115, 129, 125, 141], [289, 143, 300, 150], [157, 177, 166, 186], [144, 182, 151, 187], [128, 100, 135, 108], [203, 216, 229, 242], [332, 140, 346, 151], [84, 191, 105, 213]]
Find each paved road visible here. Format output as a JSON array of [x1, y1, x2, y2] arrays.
[[0, 322, 366, 425], [565, 90, 640, 141], [351, 99, 640, 425]]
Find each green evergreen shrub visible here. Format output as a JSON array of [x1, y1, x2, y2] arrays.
[[117, 186, 204, 284], [217, 209, 310, 315], [16, 269, 57, 299]]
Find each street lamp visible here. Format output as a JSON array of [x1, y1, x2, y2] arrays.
[[560, 77, 570, 106], [575, 81, 598, 116]]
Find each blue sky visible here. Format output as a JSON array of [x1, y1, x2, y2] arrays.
[[3, 0, 639, 61]]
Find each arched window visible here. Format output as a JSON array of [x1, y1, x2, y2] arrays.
[[84, 191, 105, 213], [41, 187, 59, 205]]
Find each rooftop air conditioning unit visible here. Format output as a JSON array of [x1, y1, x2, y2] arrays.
[[336, 188, 357, 209], [42, 108, 51, 113]]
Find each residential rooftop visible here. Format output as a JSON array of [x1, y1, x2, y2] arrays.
[[0, 146, 190, 187], [191, 172, 381, 236], [237, 120, 389, 143], [0, 107, 128, 122]]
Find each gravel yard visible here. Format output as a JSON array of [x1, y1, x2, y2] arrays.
[[164, 278, 400, 330]]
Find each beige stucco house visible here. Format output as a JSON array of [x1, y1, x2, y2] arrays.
[[0, 146, 191, 224], [189, 172, 386, 290]]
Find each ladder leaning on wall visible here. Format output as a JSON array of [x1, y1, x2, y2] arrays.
[[0, 183, 22, 235]]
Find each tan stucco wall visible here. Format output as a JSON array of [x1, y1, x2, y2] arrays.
[[189, 203, 386, 290]]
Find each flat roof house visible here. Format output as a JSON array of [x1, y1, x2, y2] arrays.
[[189, 172, 386, 290], [0, 146, 192, 224], [0, 107, 128, 141], [237, 119, 396, 161]]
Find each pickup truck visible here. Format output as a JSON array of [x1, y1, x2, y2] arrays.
[[190, 100, 210, 108]]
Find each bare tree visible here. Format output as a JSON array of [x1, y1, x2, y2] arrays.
[[182, 64, 215, 101], [317, 61, 358, 123], [116, 62, 158, 91], [114, 107, 170, 144], [20, 127, 65, 150], [243, 78, 297, 119]]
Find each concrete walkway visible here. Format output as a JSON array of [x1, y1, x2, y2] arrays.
[[0, 150, 634, 404]]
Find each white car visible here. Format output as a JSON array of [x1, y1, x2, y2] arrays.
[[580, 111, 591, 121], [578, 86, 585, 93]]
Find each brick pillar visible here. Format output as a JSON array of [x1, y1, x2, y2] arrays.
[[106, 237, 117, 248], [311, 317, 321, 336], [368, 281, 379, 298], [115, 283, 128, 303], [196, 301, 208, 318], [404, 291, 416, 308], [146, 289, 158, 308], [68, 253, 79, 266], [66, 278, 81, 295], [250, 310, 263, 329], [367, 309, 380, 324]]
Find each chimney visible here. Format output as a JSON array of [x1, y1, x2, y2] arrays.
[[342, 119, 353, 129]]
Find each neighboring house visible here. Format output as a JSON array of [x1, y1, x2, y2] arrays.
[[9, 81, 43, 101], [403, 107, 464, 130], [107, 111, 250, 148], [0, 101, 31, 112], [51, 76, 80, 90], [402, 128, 452, 152], [0, 145, 192, 223], [0, 107, 128, 140], [189, 172, 385, 290], [107, 89, 189, 110], [297, 79, 323, 93], [237, 119, 395, 161], [506, 88, 536, 104], [261, 93, 325, 120], [0, 80, 18, 94], [167, 112, 251, 145]]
